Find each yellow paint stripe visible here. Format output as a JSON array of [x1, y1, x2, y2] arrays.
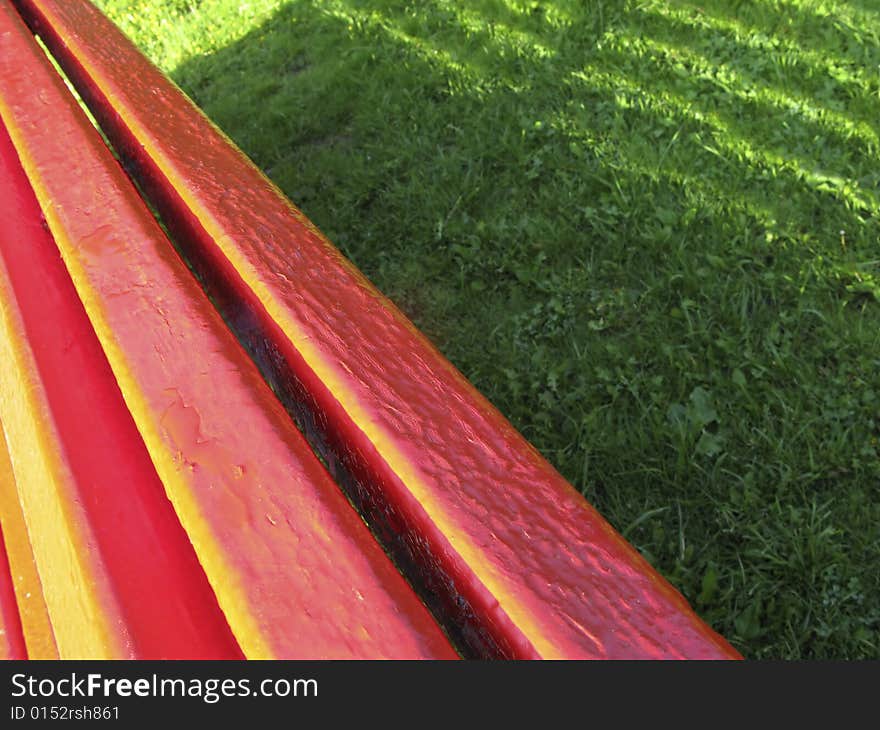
[[0, 420, 58, 659]]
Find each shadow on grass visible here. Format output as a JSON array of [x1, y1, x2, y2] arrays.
[[845, 0, 880, 22], [170, 0, 880, 659]]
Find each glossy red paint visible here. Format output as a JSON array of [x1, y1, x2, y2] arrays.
[[12, 0, 742, 658], [0, 4, 456, 659], [0, 524, 27, 660], [0, 116, 243, 659]]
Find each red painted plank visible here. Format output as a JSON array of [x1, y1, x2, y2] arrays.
[[0, 522, 27, 660], [0, 115, 242, 659], [0, 3, 455, 660], [12, 0, 741, 658]]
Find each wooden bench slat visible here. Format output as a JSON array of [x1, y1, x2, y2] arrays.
[[13, 0, 740, 658], [0, 3, 456, 660], [0, 112, 178, 658], [0, 420, 58, 659], [0, 114, 244, 659]]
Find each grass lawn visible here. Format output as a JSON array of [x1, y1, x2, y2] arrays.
[[93, 0, 879, 659]]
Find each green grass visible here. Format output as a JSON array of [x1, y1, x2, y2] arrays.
[[93, 0, 880, 659]]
